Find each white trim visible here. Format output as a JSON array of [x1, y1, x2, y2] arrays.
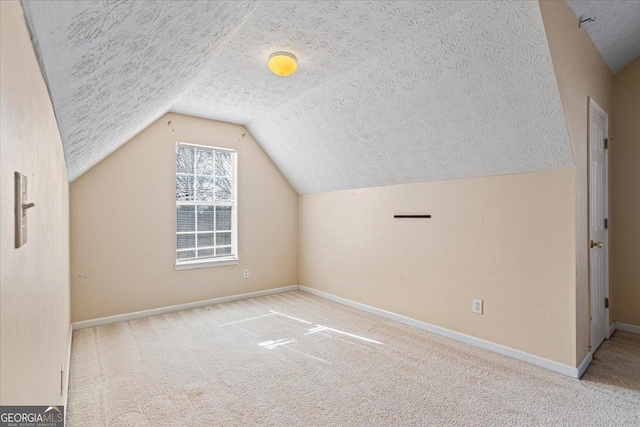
[[232, 150, 238, 263], [175, 142, 238, 264], [176, 141, 236, 152], [71, 284, 600, 378], [576, 352, 593, 379], [72, 285, 298, 330], [615, 322, 640, 335], [608, 322, 616, 338], [588, 97, 610, 352], [175, 256, 239, 270], [298, 286, 585, 378], [589, 98, 608, 122], [64, 324, 72, 418]]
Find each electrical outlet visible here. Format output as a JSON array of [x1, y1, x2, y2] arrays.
[[472, 299, 483, 314], [243, 269, 250, 279]]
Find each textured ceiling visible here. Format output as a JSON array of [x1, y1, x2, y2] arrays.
[[567, 1, 640, 74], [23, 0, 573, 192], [246, 1, 573, 193], [172, 1, 460, 124], [22, 0, 258, 181]]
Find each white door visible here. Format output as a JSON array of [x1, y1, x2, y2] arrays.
[[589, 99, 609, 353]]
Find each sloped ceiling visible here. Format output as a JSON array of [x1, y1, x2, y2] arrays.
[[21, 0, 258, 181], [171, 1, 457, 124], [23, 0, 573, 193], [567, 1, 640, 74]]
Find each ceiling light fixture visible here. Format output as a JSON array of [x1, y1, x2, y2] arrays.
[[268, 52, 297, 77]]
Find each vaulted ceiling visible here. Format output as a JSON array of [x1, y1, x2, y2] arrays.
[[23, 0, 573, 193], [21, 0, 258, 181], [567, 1, 640, 74]]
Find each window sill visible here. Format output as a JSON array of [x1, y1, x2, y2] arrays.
[[175, 256, 239, 271]]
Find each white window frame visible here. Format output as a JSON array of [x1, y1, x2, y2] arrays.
[[174, 142, 239, 270]]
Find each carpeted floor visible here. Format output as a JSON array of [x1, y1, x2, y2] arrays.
[[67, 290, 640, 426]]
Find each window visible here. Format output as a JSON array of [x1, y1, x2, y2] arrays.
[[175, 142, 237, 269]]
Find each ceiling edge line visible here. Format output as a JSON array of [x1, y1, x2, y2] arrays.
[[173, 0, 264, 108], [20, 0, 71, 176]]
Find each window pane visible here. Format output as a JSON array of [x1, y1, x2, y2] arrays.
[[177, 206, 195, 232], [176, 146, 236, 264], [198, 248, 215, 259], [217, 247, 232, 256], [177, 234, 195, 250], [196, 149, 213, 175], [176, 146, 194, 174], [215, 151, 232, 177], [197, 232, 215, 248], [216, 206, 232, 231], [177, 250, 196, 260], [196, 176, 214, 202], [176, 175, 194, 201], [197, 206, 214, 231], [215, 177, 232, 202], [216, 232, 231, 246]]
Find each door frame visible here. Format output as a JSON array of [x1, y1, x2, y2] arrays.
[[588, 97, 610, 351]]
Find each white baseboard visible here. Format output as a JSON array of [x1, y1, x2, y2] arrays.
[[615, 322, 640, 335], [72, 285, 299, 330], [71, 284, 596, 379], [576, 352, 592, 379], [609, 322, 616, 338], [298, 285, 585, 378]]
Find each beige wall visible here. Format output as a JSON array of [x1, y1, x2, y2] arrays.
[[611, 57, 640, 327], [0, 1, 71, 405], [70, 113, 298, 322], [540, 0, 614, 363], [53, 0, 622, 375], [298, 1, 616, 368], [300, 170, 577, 365]]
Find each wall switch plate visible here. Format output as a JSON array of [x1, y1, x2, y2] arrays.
[[243, 269, 250, 279], [15, 172, 35, 248], [472, 299, 483, 314]]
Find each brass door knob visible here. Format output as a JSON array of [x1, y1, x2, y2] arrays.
[[590, 240, 603, 248]]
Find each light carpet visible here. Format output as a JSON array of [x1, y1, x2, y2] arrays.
[[67, 290, 640, 426]]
